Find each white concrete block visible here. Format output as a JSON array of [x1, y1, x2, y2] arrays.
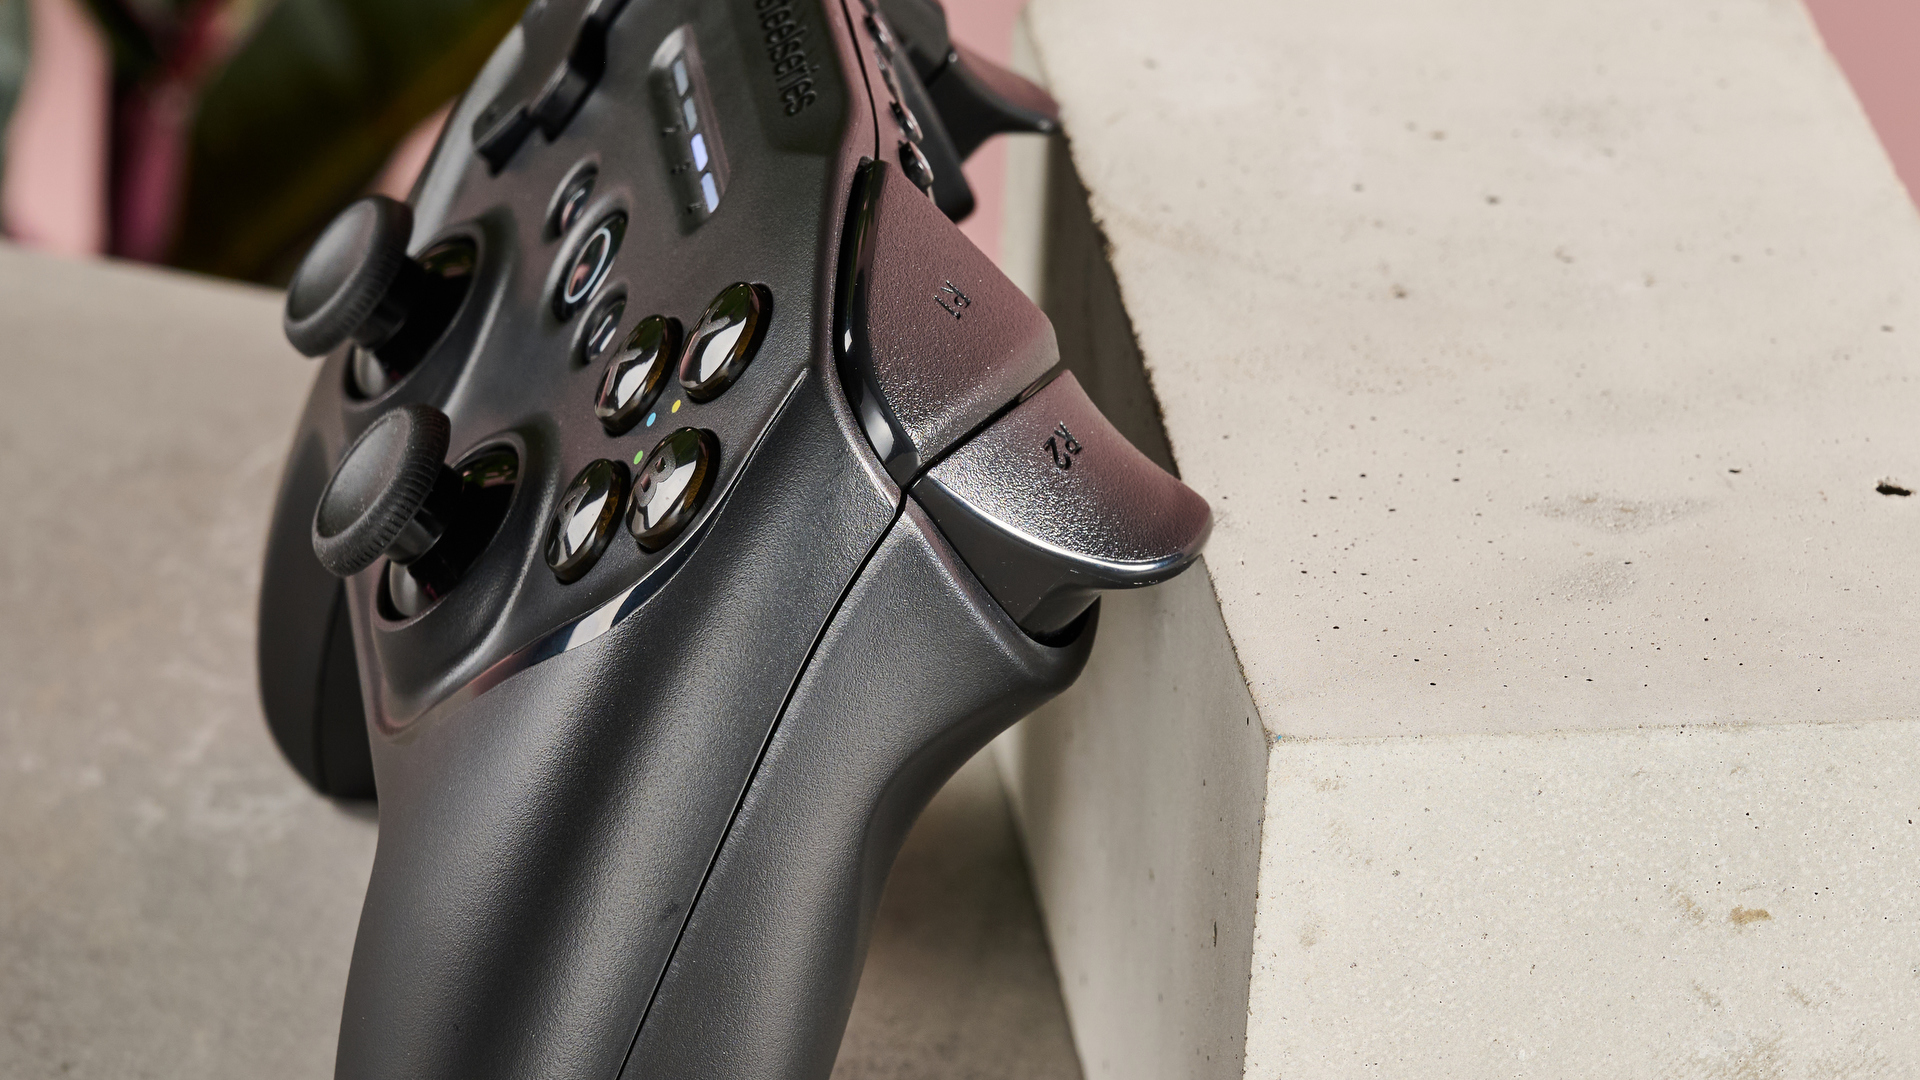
[[1252, 723, 1920, 1078], [998, 0, 1920, 1074]]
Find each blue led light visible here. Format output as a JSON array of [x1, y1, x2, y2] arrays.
[[646, 412, 657, 428]]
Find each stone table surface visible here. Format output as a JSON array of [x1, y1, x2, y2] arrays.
[[0, 244, 1081, 1080]]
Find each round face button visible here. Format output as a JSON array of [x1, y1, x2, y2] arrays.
[[575, 292, 626, 366], [553, 213, 626, 320], [596, 315, 679, 435], [627, 427, 718, 552], [899, 140, 936, 195], [548, 165, 596, 239], [546, 459, 629, 583], [677, 283, 769, 403]]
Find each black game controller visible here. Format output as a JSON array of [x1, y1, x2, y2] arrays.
[[256, 0, 1208, 1076]]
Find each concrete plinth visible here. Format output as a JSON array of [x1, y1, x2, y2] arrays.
[[997, 0, 1920, 1076]]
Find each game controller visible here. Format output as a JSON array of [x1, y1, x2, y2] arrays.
[[255, 0, 1209, 1076]]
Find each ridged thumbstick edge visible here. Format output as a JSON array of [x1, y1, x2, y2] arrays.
[[312, 405, 452, 577], [284, 197, 414, 357]]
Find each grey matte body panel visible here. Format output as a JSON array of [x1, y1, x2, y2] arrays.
[[335, 374, 899, 1079], [624, 500, 1093, 1078]]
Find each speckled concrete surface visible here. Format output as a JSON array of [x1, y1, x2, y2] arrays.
[[998, 0, 1920, 1075], [1250, 722, 1920, 1078], [1026, 0, 1920, 741], [0, 243, 1081, 1079]]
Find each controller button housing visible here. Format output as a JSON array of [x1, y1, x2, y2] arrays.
[[898, 140, 936, 194], [575, 292, 627, 367], [548, 165, 598, 239]]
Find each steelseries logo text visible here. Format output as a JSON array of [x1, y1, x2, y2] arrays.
[[754, 0, 821, 116]]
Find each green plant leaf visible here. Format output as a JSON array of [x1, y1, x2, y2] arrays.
[[170, 0, 524, 282], [0, 0, 29, 194]]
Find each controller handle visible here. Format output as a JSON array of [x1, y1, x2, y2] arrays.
[[283, 196, 426, 357]]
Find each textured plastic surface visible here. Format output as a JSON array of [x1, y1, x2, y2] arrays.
[[914, 371, 1211, 634], [333, 375, 900, 1080], [836, 159, 1058, 484], [311, 404, 451, 577], [283, 197, 414, 357], [624, 501, 1093, 1078], [253, 0, 1205, 1075]]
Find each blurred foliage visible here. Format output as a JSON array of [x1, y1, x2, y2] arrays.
[[0, 0, 25, 183], [0, 0, 522, 280], [174, 0, 524, 282]]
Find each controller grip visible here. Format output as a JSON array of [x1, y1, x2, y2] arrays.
[[258, 427, 376, 798], [621, 501, 1093, 1078]]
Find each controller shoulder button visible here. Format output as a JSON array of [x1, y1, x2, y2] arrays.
[[836, 160, 1056, 483], [911, 372, 1210, 636]]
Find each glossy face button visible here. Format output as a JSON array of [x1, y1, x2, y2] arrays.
[[553, 213, 626, 320], [575, 293, 626, 366], [596, 316, 679, 435], [899, 140, 936, 195], [627, 427, 718, 551], [548, 165, 597, 238], [890, 99, 923, 143], [546, 459, 629, 583], [677, 283, 769, 403]]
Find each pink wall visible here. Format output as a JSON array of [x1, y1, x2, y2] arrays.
[[944, 0, 1027, 263], [1802, 0, 1920, 208]]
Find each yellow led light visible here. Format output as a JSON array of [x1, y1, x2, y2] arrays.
[[671, 400, 682, 413]]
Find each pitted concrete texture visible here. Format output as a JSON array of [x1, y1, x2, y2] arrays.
[[0, 243, 1081, 1079], [1024, 0, 1920, 740], [1251, 722, 1920, 1078], [837, 754, 1084, 1080], [997, 0, 1920, 1076]]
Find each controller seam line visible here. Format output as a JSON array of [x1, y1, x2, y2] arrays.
[[617, 488, 910, 1073]]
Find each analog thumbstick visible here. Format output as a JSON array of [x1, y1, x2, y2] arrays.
[[284, 196, 426, 357], [312, 404, 458, 578]]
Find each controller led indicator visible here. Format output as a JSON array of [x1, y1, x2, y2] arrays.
[[650, 30, 729, 225], [672, 400, 682, 413]]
